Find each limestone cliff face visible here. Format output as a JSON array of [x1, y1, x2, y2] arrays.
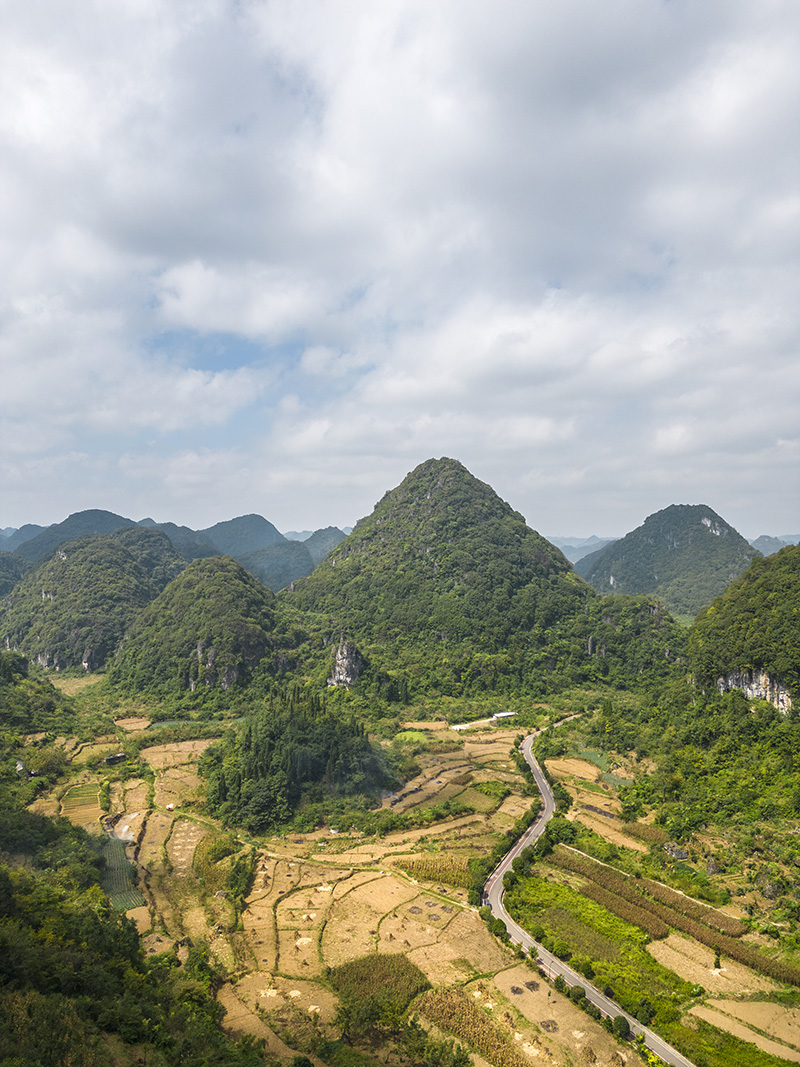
[[717, 669, 792, 713], [327, 640, 364, 688]]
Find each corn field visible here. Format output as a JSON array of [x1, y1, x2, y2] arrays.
[[394, 853, 473, 887]]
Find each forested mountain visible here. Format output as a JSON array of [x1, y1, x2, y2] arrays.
[[0, 528, 186, 671], [237, 539, 315, 591], [13, 509, 135, 562], [0, 551, 30, 597], [107, 555, 291, 697], [200, 513, 285, 556], [304, 525, 347, 565], [285, 457, 587, 647], [690, 543, 800, 702], [576, 504, 759, 617], [136, 518, 220, 561]]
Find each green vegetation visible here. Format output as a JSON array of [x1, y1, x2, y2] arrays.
[[201, 688, 394, 832], [0, 649, 75, 733], [0, 527, 185, 671], [577, 504, 759, 617], [690, 543, 800, 699], [107, 555, 288, 697], [328, 954, 430, 1036]]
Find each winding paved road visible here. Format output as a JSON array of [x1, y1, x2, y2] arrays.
[[483, 724, 696, 1067]]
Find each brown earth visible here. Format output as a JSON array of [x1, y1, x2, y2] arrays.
[[701, 999, 800, 1049], [689, 1004, 800, 1063], [490, 966, 629, 1067], [647, 933, 779, 995]]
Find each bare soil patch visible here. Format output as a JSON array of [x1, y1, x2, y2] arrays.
[[217, 980, 297, 1057], [491, 966, 628, 1067], [115, 716, 151, 732], [702, 999, 800, 1050], [167, 818, 207, 877], [689, 1004, 800, 1063], [141, 739, 216, 769], [647, 932, 779, 994]]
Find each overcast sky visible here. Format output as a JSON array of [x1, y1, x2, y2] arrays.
[[1, 1, 798, 539]]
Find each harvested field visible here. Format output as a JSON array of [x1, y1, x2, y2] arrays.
[[49, 674, 103, 695], [492, 965, 627, 1067], [699, 999, 800, 1051], [647, 932, 779, 994], [115, 716, 151, 732], [689, 1003, 800, 1063], [167, 818, 207, 877], [70, 743, 120, 766], [141, 738, 216, 769], [547, 758, 603, 781], [217, 980, 296, 1057], [567, 810, 648, 853], [137, 809, 174, 869], [155, 765, 203, 808], [126, 905, 152, 934]]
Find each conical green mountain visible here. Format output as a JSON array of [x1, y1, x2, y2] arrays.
[[0, 528, 185, 671], [576, 504, 759, 617], [690, 543, 800, 703], [108, 556, 282, 696], [284, 457, 589, 647]]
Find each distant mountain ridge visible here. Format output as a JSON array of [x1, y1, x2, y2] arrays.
[[576, 504, 759, 617], [1, 509, 346, 593]]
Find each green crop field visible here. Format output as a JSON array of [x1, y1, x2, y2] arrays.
[[100, 835, 146, 911], [61, 783, 101, 809]]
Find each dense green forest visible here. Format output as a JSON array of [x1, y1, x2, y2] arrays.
[[0, 803, 265, 1066], [106, 555, 291, 697], [690, 543, 800, 698], [201, 689, 395, 832], [0, 528, 185, 672]]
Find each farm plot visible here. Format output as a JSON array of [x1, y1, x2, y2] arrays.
[[694, 999, 800, 1056], [167, 818, 207, 877], [155, 764, 203, 809], [100, 834, 146, 911], [60, 782, 102, 829], [492, 964, 625, 1067], [140, 738, 216, 770], [647, 933, 778, 995], [689, 1003, 800, 1063]]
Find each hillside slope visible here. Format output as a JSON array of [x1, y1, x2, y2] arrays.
[[576, 504, 759, 617], [690, 543, 800, 704], [0, 528, 185, 671], [284, 457, 588, 649], [107, 555, 285, 696]]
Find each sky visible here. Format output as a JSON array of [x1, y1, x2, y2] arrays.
[[1, 1, 799, 540]]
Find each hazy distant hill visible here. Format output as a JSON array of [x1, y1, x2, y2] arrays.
[[749, 534, 798, 555], [304, 525, 346, 566], [690, 543, 800, 703], [2, 523, 46, 552], [547, 535, 618, 564], [13, 509, 134, 562], [576, 504, 759, 618], [0, 528, 185, 671], [237, 541, 315, 591], [285, 457, 588, 648], [108, 555, 283, 695], [200, 514, 285, 556]]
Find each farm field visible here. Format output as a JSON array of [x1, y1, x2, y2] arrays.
[[30, 706, 800, 1067]]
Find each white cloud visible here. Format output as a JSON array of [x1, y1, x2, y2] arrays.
[[0, 0, 798, 537]]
